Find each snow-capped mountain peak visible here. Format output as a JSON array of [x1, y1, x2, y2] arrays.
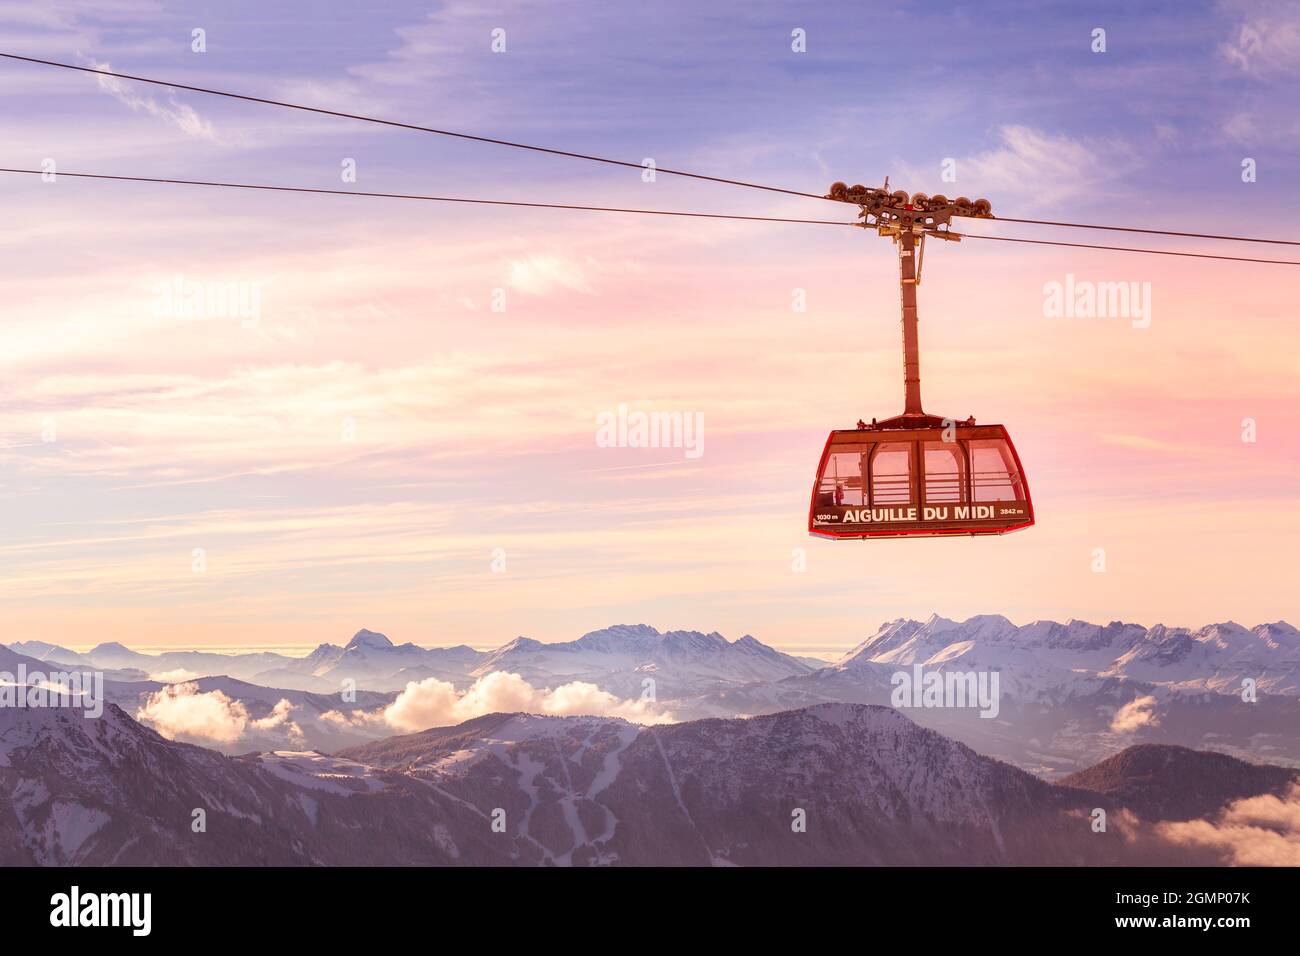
[[491, 637, 545, 656], [820, 614, 1300, 708], [1253, 621, 1300, 652], [345, 629, 394, 651], [1194, 621, 1253, 650]]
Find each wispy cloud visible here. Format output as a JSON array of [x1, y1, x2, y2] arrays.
[[1220, 3, 1300, 77], [951, 125, 1136, 208], [88, 59, 221, 143], [508, 255, 594, 296]]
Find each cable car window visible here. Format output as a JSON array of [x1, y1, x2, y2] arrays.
[[922, 441, 966, 503], [968, 439, 1023, 501], [869, 442, 913, 505], [816, 446, 868, 506]]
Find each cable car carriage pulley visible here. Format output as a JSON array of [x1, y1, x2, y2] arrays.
[[809, 182, 1034, 539]]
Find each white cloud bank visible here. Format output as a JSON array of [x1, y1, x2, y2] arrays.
[[136, 682, 303, 744], [1157, 784, 1300, 866], [137, 672, 670, 746], [330, 670, 674, 733]]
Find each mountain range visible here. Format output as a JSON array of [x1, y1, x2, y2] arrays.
[[11, 623, 816, 696], [17, 614, 1294, 697], [5, 615, 1298, 776], [1, 699, 1292, 866]]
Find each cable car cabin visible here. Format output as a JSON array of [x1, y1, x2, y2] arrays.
[[808, 423, 1033, 539]]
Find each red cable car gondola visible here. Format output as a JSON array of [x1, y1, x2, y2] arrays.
[[808, 183, 1035, 539]]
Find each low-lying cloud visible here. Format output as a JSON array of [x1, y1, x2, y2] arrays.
[[1110, 694, 1160, 733], [136, 682, 303, 744], [330, 670, 673, 733], [1156, 783, 1300, 866]]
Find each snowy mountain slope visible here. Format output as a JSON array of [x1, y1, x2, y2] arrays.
[[3, 701, 1292, 866], [0, 703, 532, 866], [670, 614, 1300, 777], [833, 614, 1300, 695], [343, 703, 1098, 865], [1102, 621, 1300, 692], [346, 702, 1295, 866]]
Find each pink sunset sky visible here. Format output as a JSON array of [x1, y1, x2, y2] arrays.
[[1, 1, 1298, 653]]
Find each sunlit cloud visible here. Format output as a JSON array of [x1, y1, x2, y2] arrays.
[[1157, 784, 1300, 866], [1110, 695, 1160, 733], [136, 681, 303, 744], [325, 670, 672, 733]]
